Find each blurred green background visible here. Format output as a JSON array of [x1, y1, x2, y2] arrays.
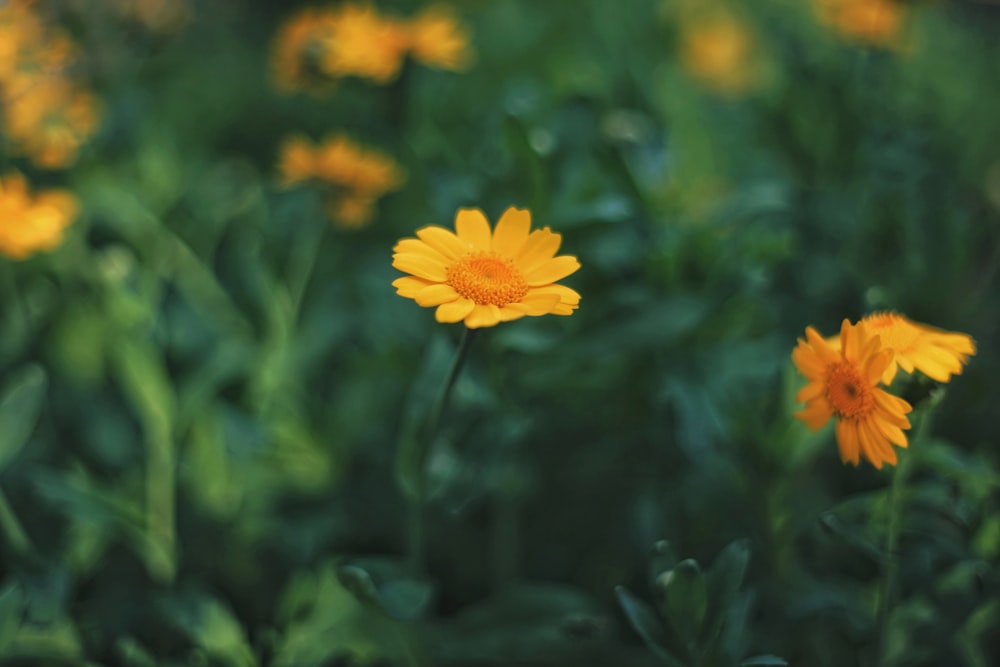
[[1, 0, 998, 665]]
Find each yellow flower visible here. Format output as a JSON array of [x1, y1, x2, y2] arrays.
[[270, 7, 339, 93], [0, 172, 78, 260], [859, 312, 976, 384], [792, 319, 912, 469], [814, 0, 904, 47], [3, 77, 100, 168], [320, 4, 410, 84], [312, 135, 404, 196], [392, 207, 581, 329], [679, 11, 758, 95], [407, 5, 473, 71], [277, 134, 318, 186]]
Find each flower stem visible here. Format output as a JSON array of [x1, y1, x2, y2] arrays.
[[407, 328, 477, 576], [875, 403, 934, 663]]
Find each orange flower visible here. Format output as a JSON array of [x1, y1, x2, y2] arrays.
[[793, 319, 912, 469], [407, 5, 473, 71], [320, 4, 410, 83], [270, 7, 339, 93], [277, 135, 318, 186], [859, 313, 976, 384], [3, 78, 100, 168], [814, 0, 904, 47], [392, 207, 581, 329], [0, 172, 78, 260], [680, 11, 758, 95]]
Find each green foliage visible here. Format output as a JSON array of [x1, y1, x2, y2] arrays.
[[0, 0, 998, 665]]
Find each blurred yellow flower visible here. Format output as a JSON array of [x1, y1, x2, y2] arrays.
[[270, 7, 339, 93], [407, 5, 473, 71], [0, 172, 78, 260], [814, 0, 904, 47], [270, 3, 474, 93], [3, 78, 101, 168], [321, 4, 410, 83], [793, 319, 912, 469], [680, 11, 758, 95], [859, 313, 976, 384], [392, 207, 581, 329], [277, 134, 405, 228]]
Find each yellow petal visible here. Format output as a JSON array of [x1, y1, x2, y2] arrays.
[[393, 253, 449, 281], [498, 306, 527, 322], [492, 207, 531, 257], [517, 228, 562, 272], [795, 381, 824, 403], [415, 284, 460, 306], [464, 304, 502, 328], [841, 319, 859, 361], [528, 284, 581, 306], [795, 398, 832, 431], [524, 255, 580, 286], [508, 292, 560, 316], [865, 348, 893, 385], [549, 302, 578, 316], [393, 276, 433, 298], [435, 298, 475, 323], [416, 225, 469, 260], [836, 419, 860, 466], [805, 327, 840, 363], [393, 238, 449, 263], [455, 208, 492, 250]]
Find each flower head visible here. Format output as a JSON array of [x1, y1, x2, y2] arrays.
[[392, 207, 581, 329], [792, 319, 912, 469], [321, 4, 410, 83], [270, 7, 339, 93], [0, 172, 78, 260], [679, 11, 758, 95], [813, 0, 905, 47], [407, 6, 473, 71], [859, 312, 976, 384]]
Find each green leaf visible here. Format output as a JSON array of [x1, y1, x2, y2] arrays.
[[0, 365, 47, 472], [615, 586, 685, 667], [163, 593, 258, 667], [660, 559, 707, 645], [336, 560, 433, 622], [702, 540, 751, 645], [0, 581, 25, 651], [740, 655, 788, 666]]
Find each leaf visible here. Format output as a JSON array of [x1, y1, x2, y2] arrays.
[[0, 365, 47, 471], [660, 559, 707, 646], [336, 559, 433, 622], [615, 586, 686, 667], [0, 581, 25, 651], [702, 540, 751, 645], [740, 655, 788, 666], [162, 593, 258, 667]]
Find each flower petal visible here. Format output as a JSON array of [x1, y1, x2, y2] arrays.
[[524, 255, 581, 286], [517, 228, 562, 272], [415, 284, 460, 306], [393, 253, 449, 281], [836, 419, 860, 466], [393, 276, 433, 298], [508, 292, 560, 316], [795, 398, 832, 431], [416, 225, 469, 260], [393, 238, 449, 263], [492, 207, 531, 257], [464, 304, 502, 328], [498, 306, 526, 322], [455, 208, 492, 250], [528, 284, 581, 306], [435, 298, 475, 323]]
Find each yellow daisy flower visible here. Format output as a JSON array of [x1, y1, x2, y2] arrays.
[[792, 319, 912, 469], [407, 5, 473, 71], [0, 171, 78, 260], [679, 11, 758, 95], [392, 207, 581, 329], [859, 312, 976, 384]]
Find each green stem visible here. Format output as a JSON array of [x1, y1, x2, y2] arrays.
[[0, 486, 33, 560], [875, 405, 934, 664], [408, 328, 477, 576]]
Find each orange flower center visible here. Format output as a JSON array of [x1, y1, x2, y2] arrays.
[[446, 251, 528, 307], [826, 361, 874, 420]]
